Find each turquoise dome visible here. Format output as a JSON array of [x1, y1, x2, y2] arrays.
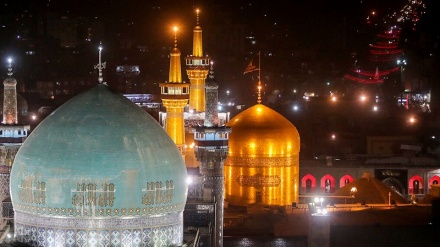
[[10, 84, 188, 218]]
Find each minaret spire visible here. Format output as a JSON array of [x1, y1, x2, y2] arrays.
[[169, 27, 182, 83], [257, 52, 262, 104], [160, 26, 189, 157], [6, 58, 13, 77], [174, 26, 178, 48], [94, 42, 106, 84], [186, 8, 210, 112]]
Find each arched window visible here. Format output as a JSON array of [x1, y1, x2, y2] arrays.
[[301, 174, 316, 194], [409, 175, 424, 194], [325, 179, 331, 193], [320, 174, 335, 193], [306, 179, 312, 193], [413, 180, 419, 194], [428, 175, 440, 193], [339, 175, 354, 188]]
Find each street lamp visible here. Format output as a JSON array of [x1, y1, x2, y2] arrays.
[[313, 197, 327, 215], [397, 59, 407, 85], [350, 187, 357, 197]]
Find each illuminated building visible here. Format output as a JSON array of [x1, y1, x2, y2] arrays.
[[9, 47, 188, 246], [186, 9, 210, 113], [225, 102, 300, 207], [0, 58, 30, 225], [159, 12, 229, 167], [159, 27, 189, 156], [190, 63, 231, 247]]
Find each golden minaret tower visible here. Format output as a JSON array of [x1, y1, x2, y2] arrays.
[[186, 9, 210, 112], [160, 27, 189, 155]]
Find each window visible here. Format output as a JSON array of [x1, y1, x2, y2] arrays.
[[306, 179, 312, 193], [325, 179, 331, 193], [413, 180, 419, 194]]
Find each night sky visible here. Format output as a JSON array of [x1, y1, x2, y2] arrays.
[[2, 0, 436, 47]]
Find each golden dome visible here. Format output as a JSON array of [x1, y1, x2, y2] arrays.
[[224, 104, 300, 207], [226, 104, 300, 157]]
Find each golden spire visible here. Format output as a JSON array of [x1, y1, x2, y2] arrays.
[[257, 52, 262, 104], [192, 8, 203, 57], [257, 81, 262, 104], [169, 26, 182, 83]]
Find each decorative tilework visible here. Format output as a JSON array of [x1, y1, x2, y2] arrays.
[[99, 230, 110, 247], [121, 229, 131, 246], [15, 210, 183, 246], [88, 230, 97, 246], [133, 229, 141, 246], [38, 227, 45, 246], [110, 230, 120, 246], [55, 229, 65, 247], [14, 202, 185, 218], [76, 230, 87, 247], [46, 228, 54, 246], [66, 230, 75, 247], [226, 156, 296, 167], [31, 226, 37, 244]]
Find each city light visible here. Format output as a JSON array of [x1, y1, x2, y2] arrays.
[[350, 187, 358, 197], [293, 105, 299, 111], [397, 59, 407, 66]]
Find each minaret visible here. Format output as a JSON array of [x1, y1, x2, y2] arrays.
[[161, 27, 189, 155], [2, 58, 18, 125], [194, 61, 231, 247], [186, 9, 210, 112], [0, 57, 30, 227]]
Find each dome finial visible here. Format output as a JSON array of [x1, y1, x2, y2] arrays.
[[6, 57, 13, 77], [257, 81, 262, 104], [94, 42, 106, 84], [173, 26, 178, 48]]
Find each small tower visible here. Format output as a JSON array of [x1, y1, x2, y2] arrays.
[[2, 58, 18, 125], [186, 9, 210, 112], [160, 27, 189, 155], [0, 57, 30, 227], [194, 61, 231, 247]]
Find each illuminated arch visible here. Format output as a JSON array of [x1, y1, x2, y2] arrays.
[[429, 175, 440, 192], [339, 175, 354, 188], [320, 174, 335, 193], [408, 175, 424, 194], [301, 174, 316, 193]]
